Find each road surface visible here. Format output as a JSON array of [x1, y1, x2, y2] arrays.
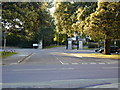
[[2, 47, 119, 88]]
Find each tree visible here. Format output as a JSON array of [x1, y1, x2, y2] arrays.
[[84, 2, 120, 54], [2, 2, 55, 47], [53, 2, 97, 44], [72, 2, 97, 36]]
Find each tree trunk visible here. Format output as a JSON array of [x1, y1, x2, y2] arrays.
[[98, 40, 101, 48], [104, 38, 111, 55]]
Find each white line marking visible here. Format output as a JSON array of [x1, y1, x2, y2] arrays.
[[60, 68, 74, 70], [59, 61, 69, 64], [90, 63, 96, 64], [107, 63, 112, 64], [99, 63, 105, 64], [62, 63, 69, 64], [59, 60, 64, 64], [81, 63, 88, 64], [72, 63, 78, 64], [10, 63, 17, 65]]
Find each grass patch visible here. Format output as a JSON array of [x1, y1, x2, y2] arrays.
[[44, 45, 65, 49], [83, 47, 88, 49], [70, 47, 96, 49], [90, 53, 120, 59], [0, 51, 17, 58], [76, 53, 120, 59]]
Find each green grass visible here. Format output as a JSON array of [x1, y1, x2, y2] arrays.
[[76, 53, 120, 59], [0, 51, 17, 58], [71, 47, 96, 49], [62, 53, 120, 59], [90, 53, 120, 59], [44, 45, 65, 49]]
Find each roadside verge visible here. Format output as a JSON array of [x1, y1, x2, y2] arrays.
[[61, 53, 120, 60], [2, 52, 33, 65]]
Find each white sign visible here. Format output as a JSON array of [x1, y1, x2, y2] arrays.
[[68, 41, 72, 44], [79, 41, 83, 49], [33, 44, 38, 46]]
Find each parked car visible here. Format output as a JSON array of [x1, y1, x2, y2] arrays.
[[95, 47, 104, 52], [117, 48, 120, 53], [95, 46, 120, 53]]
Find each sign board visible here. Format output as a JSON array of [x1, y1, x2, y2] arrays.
[[68, 41, 72, 44], [33, 44, 38, 46], [79, 41, 83, 49], [68, 41, 72, 49]]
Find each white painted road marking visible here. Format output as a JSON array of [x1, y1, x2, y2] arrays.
[[59, 61, 69, 64], [72, 63, 78, 64], [82, 63, 88, 64], [99, 63, 105, 64], [90, 63, 96, 64], [10, 63, 18, 65]]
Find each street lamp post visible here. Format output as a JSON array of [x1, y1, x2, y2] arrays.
[[58, 32, 60, 46], [3, 32, 7, 50]]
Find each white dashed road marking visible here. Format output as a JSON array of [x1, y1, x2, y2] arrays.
[[90, 63, 97, 64], [59, 61, 69, 64], [81, 63, 88, 64], [10, 63, 18, 65], [72, 63, 78, 64], [99, 63, 106, 64]]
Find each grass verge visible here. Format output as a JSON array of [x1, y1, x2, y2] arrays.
[[61, 53, 120, 59], [75, 53, 120, 59], [44, 45, 65, 49], [0, 51, 17, 58]]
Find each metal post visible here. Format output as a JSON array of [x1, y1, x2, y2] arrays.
[[58, 32, 59, 46], [3, 32, 6, 50]]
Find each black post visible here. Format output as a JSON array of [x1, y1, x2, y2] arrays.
[[76, 36, 79, 50], [3, 32, 7, 50], [66, 34, 68, 49]]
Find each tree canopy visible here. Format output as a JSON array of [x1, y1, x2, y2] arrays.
[[2, 1, 120, 53], [2, 2, 55, 47], [53, 1, 120, 54], [53, 2, 97, 43], [84, 2, 120, 54]]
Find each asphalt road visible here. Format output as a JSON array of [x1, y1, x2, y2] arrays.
[[12, 47, 118, 65], [2, 47, 119, 88]]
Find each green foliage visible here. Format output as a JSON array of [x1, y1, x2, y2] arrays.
[[84, 2, 120, 40], [44, 45, 64, 49], [53, 2, 97, 44], [1, 51, 17, 58], [2, 2, 55, 48], [84, 2, 120, 54]]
